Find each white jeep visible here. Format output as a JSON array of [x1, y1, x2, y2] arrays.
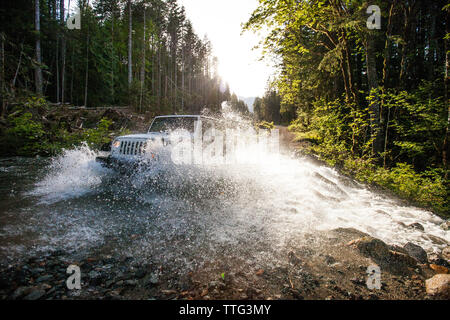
[[96, 115, 225, 168]]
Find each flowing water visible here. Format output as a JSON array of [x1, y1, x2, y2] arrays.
[[0, 131, 448, 276]]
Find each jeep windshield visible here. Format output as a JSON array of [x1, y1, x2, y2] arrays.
[[149, 117, 197, 133]]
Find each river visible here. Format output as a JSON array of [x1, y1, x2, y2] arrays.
[[0, 142, 448, 279]]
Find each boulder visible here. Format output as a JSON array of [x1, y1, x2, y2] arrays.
[[429, 264, 449, 274], [354, 237, 390, 261], [407, 223, 424, 231], [403, 242, 428, 263], [350, 236, 417, 274], [428, 253, 450, 268], [442, 247, 450, 262], [23, 289, 46, 300], [440, 221, 450, 231], [425, 274, 450, 298]]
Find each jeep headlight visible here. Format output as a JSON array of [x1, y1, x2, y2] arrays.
[[112, 140, 121, 148]]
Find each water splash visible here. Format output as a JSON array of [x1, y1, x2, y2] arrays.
[[29, 144, 111, 204]]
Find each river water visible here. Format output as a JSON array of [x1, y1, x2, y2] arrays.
[[0, 143, 448, 274]]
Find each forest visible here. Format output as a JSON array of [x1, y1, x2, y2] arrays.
[[0, 0, 252, 157], [246, 0, 449, 215], [0, 0, 239, 111]]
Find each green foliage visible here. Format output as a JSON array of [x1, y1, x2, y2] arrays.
[[5, 112, 45, 155], [257, 121, 275, 130], [288, 93, 449, 216], [1, 97, 120, 156], [342, 159, 448, 216], [79, 118, 113, 148]]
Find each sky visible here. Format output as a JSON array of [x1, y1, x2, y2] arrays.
[[179, 0, 273, 98]]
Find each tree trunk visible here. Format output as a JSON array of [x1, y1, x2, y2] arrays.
[[84, 35, 89, 107], [382, 0, 396, 88], [110, 11, 115, 103], [365, 32, 382, 156], [139, 7, 146, 113], [381, 0, 396, 167], [128, 0, 132, 90], [60, 0, 66, 105], [443, 6, 449, 176], [35, 0, 43, 96], [0, 33, 5, 119]]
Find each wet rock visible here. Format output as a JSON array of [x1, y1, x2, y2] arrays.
[[23, 289, 46, 300], [350, 278, 365, 286], [124, 280, 137, 286], [388, 245, 408, 255], [324, 255, 336, 265], [147, 273, 159, 286], [440, 221, 450, 231], [408, 223, 424, 231], [353, 237, 390, 261], [442, 247, 450, 262], [208, 281, 225, 290], [30, 268, 45, 276], [11, 286, 33, 300], [425, 274, 450, 298], [403, 242, 428, 263], [350, 236, 417, 274], [426, 235, 447, 246], [36, 275, 53, 283], [387, 251, 418, 272], [427, 253, 449, 268], [429, 264, 449, 274], [105, 280, 115, 288], [88, 270, 103, 286], [50, 249, 66, 257], [134, 269, 147, 279]]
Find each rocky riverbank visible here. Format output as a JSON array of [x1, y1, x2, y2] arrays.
[[0, 228, 448, 300]]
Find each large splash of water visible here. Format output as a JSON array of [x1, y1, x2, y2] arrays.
[[30, 144, 112, 203]]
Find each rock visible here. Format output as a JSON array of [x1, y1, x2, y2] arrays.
[[428, 253, 450, 268], [30, 267, 45, 276], [429, 264, 449, 274], [387, 251, 418, 270], [389, 245, 408, 255], [426, 235, 447, 246], [11, 286, 33, 300], [23, 289, 46, 300], [105, 280, 115, 288], [324, 255, 336, 265], [442, 247, 450, 261], [161, 289, 177, 295], [440, 221, 450, 231], [147, 273, 159, 285], [88, 270, 103, 286], [425, 274, 450, 298], [403, 242, 428, 263], [124, 280, 137, 286], [208, 281, 225, 289], [353, 237, 390, 261], [407, 223, 424, 231], [134, 269, 146, 279], [36, 275, 53, 283], [351, 236, 417, 274]]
